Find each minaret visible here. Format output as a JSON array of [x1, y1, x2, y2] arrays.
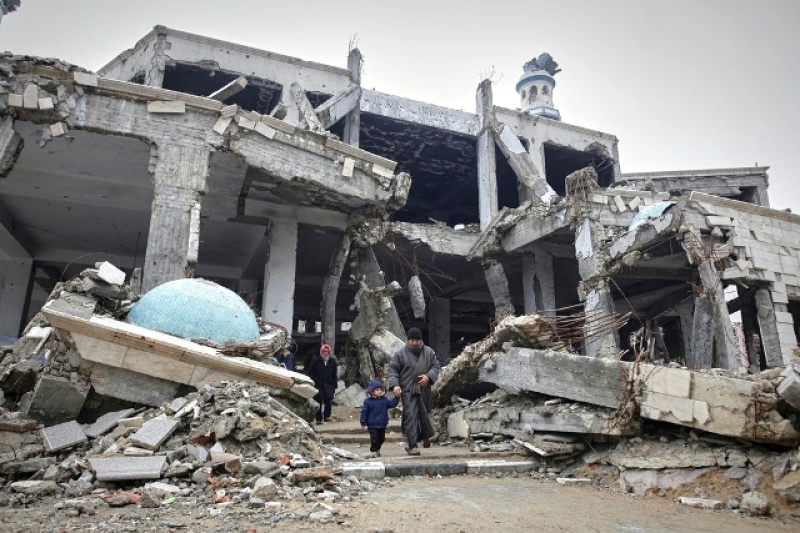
[[516, 53, 561, 121]]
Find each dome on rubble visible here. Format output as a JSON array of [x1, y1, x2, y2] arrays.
[[126, 278, 260, 344]]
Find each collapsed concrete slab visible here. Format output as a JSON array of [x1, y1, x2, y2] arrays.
[[478, 348, 799, 446], [41, 303, 317, 401]]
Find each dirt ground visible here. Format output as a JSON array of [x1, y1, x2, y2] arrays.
[[1, 475, 798, 533]]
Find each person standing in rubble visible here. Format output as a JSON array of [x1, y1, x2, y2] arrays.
[[308, 343, 337, 424], [387, 327, 440, 455]]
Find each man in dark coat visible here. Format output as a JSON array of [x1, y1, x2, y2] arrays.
[[307, 343, 337, 424], [387, 327, 440, 455]]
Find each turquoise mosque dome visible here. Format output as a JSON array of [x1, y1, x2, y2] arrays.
[[126, 278, 260, 344]]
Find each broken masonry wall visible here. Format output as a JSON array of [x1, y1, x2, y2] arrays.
[[98, 27, 163, 84], [687, 193, 800, 366]]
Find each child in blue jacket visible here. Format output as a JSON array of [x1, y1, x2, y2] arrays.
[[360, 379, 400, 457]]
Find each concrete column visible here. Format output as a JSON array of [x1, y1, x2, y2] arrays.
[[262, 215, 298, 333], [574, 217, 618, 357], [484, 259, 515, 321], [428, 298, 451, 364], [0, 256, 33, 337], [754, 288, 786, 367], [696, 260, 740, 371], [476, 80, 497, 230], [343, 48, 362, 147], [142, 144, 210, 293], [677, 304, 694, 364], [522, 249, 555, 319], [144, 26, 169, 87]]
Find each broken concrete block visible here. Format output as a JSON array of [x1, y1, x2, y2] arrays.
[[38, 97, 54, 110], [23, 84, 38, 108], [84, 408, 135, 439], [773, 469, 800, 502], [128, 417, 179, 451], [73, 72, 99, 87], [777, 368, 800, 411], [96, 261, 126, 285], [50, 122, 67, 137], [254, 121, 276, 139], [10, 480, 59, 496], [613, 195, 626, 212], [372, 164, 393, 178], [41, 420, 88, 452], [123, 446, 154, 456], [342, 157, 355, 177], [237, 115, 256, 130], [333, 383, 366, 408], [90, 456, 166, 481], [117, 416, 144, 429], [7, 93, 23, 107], [678, 497, 723, 509], [739, 491, 770, 516], [23, 375, 88, 425], [220, 104, 238, 117], [213, 116, 233, 135], [147, 100, 186, 113]]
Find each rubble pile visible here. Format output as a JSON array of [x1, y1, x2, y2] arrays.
[[430, 319, 800, 516], [0, 380, 382, 523]]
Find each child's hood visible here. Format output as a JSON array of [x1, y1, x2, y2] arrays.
[[366, 379, 384, 394]]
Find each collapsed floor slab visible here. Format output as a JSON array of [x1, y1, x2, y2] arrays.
[[478, 348, 799, 446], [41, 303, 317, 402]]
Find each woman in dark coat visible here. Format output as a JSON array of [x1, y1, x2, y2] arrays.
[[307, 343, 338, 424]]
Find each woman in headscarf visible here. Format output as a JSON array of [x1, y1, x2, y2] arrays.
[[307, 343, 338, 424]]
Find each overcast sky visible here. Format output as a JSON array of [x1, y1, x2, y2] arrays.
[[3, 0, 798, 210]]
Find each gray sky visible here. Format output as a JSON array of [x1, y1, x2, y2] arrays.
[[3, 0, 799, 210]]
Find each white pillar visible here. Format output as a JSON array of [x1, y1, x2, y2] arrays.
[[476, 80, 497, 230], [262, 216, 298, 333], [522, 249, 555, 318], [0, 256, 33, 337]]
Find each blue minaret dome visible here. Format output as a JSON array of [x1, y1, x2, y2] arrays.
[[516, 53, 561, 121]]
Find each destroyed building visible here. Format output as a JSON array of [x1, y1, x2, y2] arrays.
[[1, 22, 800, 520], [0, 27, 790, 373]]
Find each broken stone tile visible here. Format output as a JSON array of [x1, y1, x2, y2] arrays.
[[41, 420, 88, 452], [90, 456, 166, 481], [128, 417, 179, 451], [117, 416, 144, 429], [83, 408, 135, 439], [96, 261, 126, 285], [123, 446, 155, 456], [24, 374, 88, 425], [169, 397, 188, 414]]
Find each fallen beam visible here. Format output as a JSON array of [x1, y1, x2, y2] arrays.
[[208, 75, 248, 102], [315, 84, 361, 129], [289, 81, 324, 132]]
